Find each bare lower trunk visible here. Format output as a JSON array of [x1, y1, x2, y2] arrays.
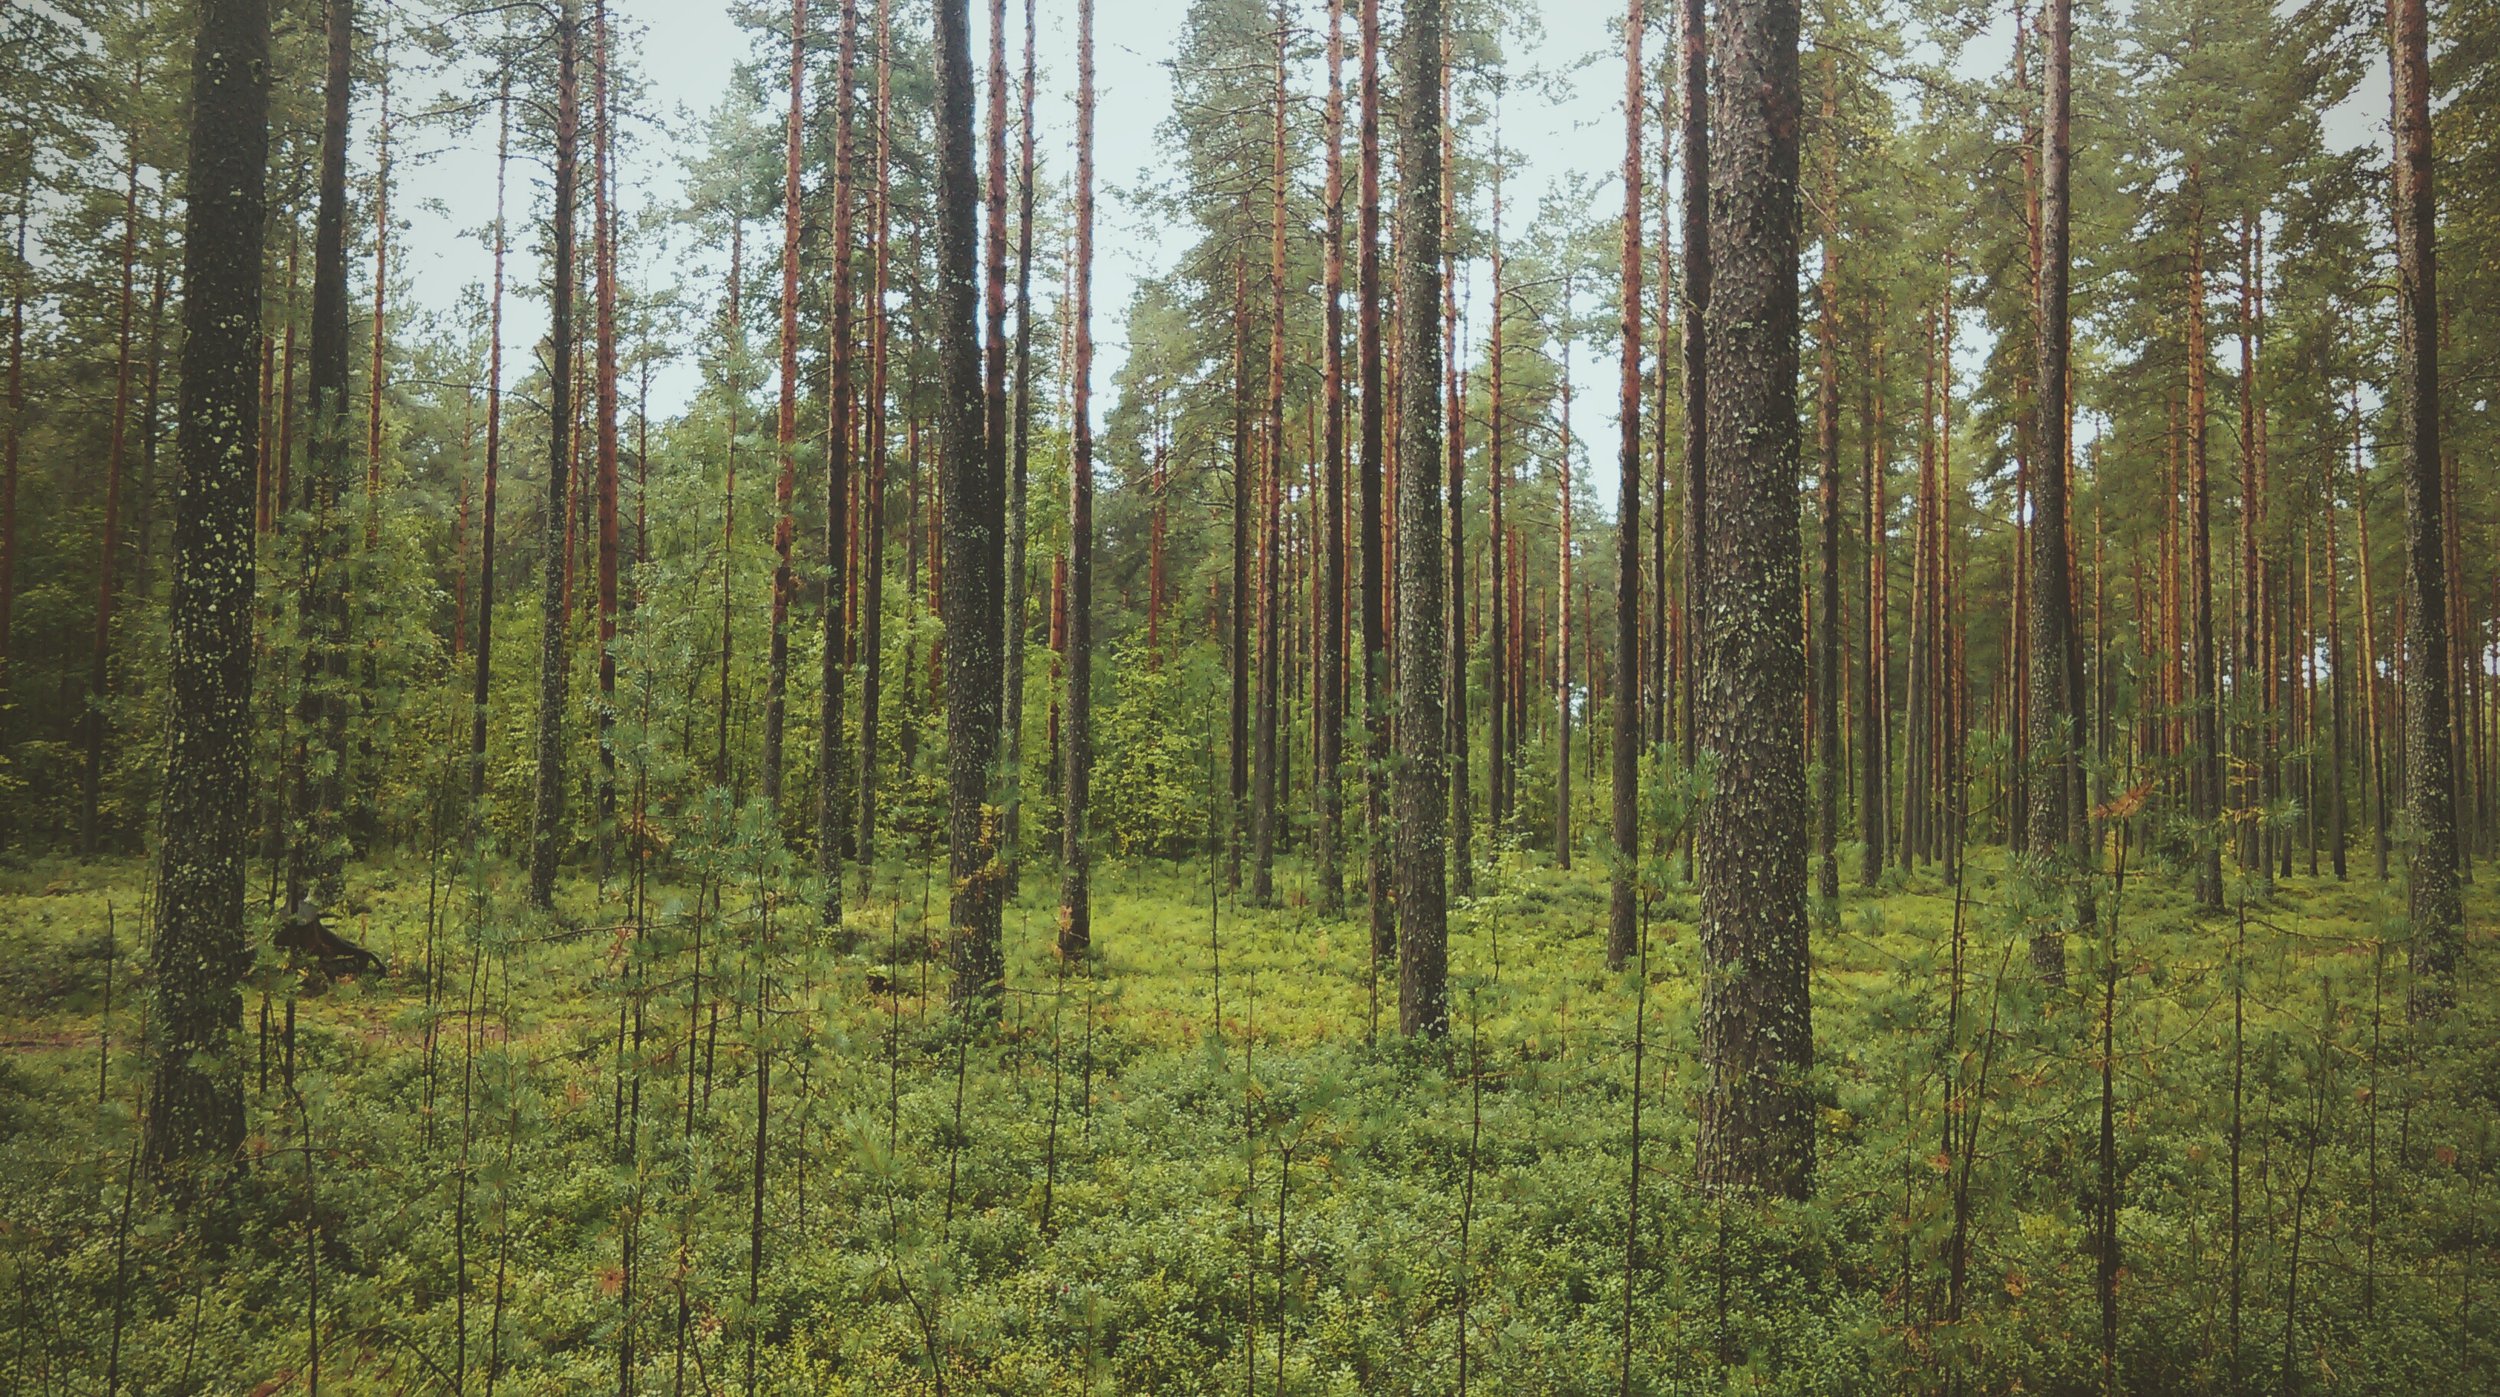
[[935, 0, 1005, 1016], [527, 2, 580, 908], [145, 0, 269, 1190], [1695, 0, 1813, 1199], [1060, 0, 1096, 957], [1609, 0, 1646, 970], [2392, 0, 2460, 1012]]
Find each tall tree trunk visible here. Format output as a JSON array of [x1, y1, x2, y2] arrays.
[[1060, 0, 1096, 956], [1651, 65, 1674, 754], [1230, 254, 1252, 891], [716, 221, 743, 788], [292, 0, 355, 909], [983, 0, 1011, 883], [1360, 0, 1392, 963], [342, 26, 392, 859], [146, 0, 268, 1190], [2025, 0, 2080, 981], [820, 0, 859, 926], [855, 0, 893, 882], [1811, 56, 1839, 911], [1394, 0, 1449, 1039], [762, 0, 806, 816], [2, 162, 28, 827], [935, 0, 1006, 1015], [1695, 0, 1813, 1198], [1902, 319, 1933, 869], [1556, 300, 1574, 869], [1316, 0, 1348, 915], [469, 77, 510, 808], [592, 1, 621, 838], [528, 0, 581, 908], [1251, 2, 1288, 906], [1677, 0, 1710, 775], [1488, 145, 1509, 833], [1609, 0, 1646, 971], [1001, 0, 1038, 894], [2391, 0, 2460, 1012], [2185, 175, 2221, 909], [2327, 436, 2349, 880], [1858, 327, 1886, 884], [1443, 40, 1472, 900], [2353, 398, 2388, 880]]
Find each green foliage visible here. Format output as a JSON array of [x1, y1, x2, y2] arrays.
[[1090, 644, 1218, 860], [2, 844, 2494, 1392]]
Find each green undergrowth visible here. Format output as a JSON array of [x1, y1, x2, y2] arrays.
[[0, 839, 2492, 1394]]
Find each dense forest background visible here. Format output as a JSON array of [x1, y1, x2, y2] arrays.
[[1, 0, 2495, 1389]]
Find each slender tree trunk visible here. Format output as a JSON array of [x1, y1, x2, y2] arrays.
[[528, 1, 581, 908], [761, 0, 806, 816], [1394, 0, 1449, 1039], [2, 164, 27, 810], [1316, 0, 1348, 915], [1811, 57, 1840, 911], [1609, 0, 1646, 970], [2354, 399, 2389, 880], [2026, 0, 2080, 981], [469, 78, 510, 808], [344, 26, 392, 858], [2328, 447, 2349, 880], [1230, 255, 1252, 892], [2391, 0, 2460, 1011], [716, 220, 743, 788], [1360, 0, 1392, 963], [2234, 216, 2260, 880], [1859, 328, 1886, 884], [2186, 177, 2221, 909], [1488, 147, 1509, 834], [292, 0, 355, 909], [1678, 0, 1710, 776], [145, 0, 268, 1190], [1002, 0, 1038, 892], [1060, 0, 1096, 957], [1556, 304, 1575, 870], [983, 0, 1012, 885], [1450, 40, 1460, 909], [592, 1, 621, 839], [1695, 0, 1813, 1198], [856, 0, 894, 883], [1651, 68, 1674, 754], [1251, 3, 1289, 906], [935, 0, 1006, 1016], [820, 0, 859, 927]]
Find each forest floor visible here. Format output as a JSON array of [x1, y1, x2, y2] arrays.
[[0, 839, 2493, 1394]]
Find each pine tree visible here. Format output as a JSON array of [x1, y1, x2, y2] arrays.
[[1394, 0, 1449, 1039], [1061, 0, 1097, 957], [1609, 0, 1645, 971], [761, 0, 805, 815], [935, 0, 1006, 1015], [1315, 0, 1349, 916], [1359, 0, 1391, 965], [819, 0, 859, 927], [468, 74, 511, 808], [2392, 0, 2460, 1015], [528, 0, 582, 908], [1695, 0, 1813, 1197], [2025, 0, 2081, 982], [145, 0, 268, 1190], [293, 0, 356, 911]]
